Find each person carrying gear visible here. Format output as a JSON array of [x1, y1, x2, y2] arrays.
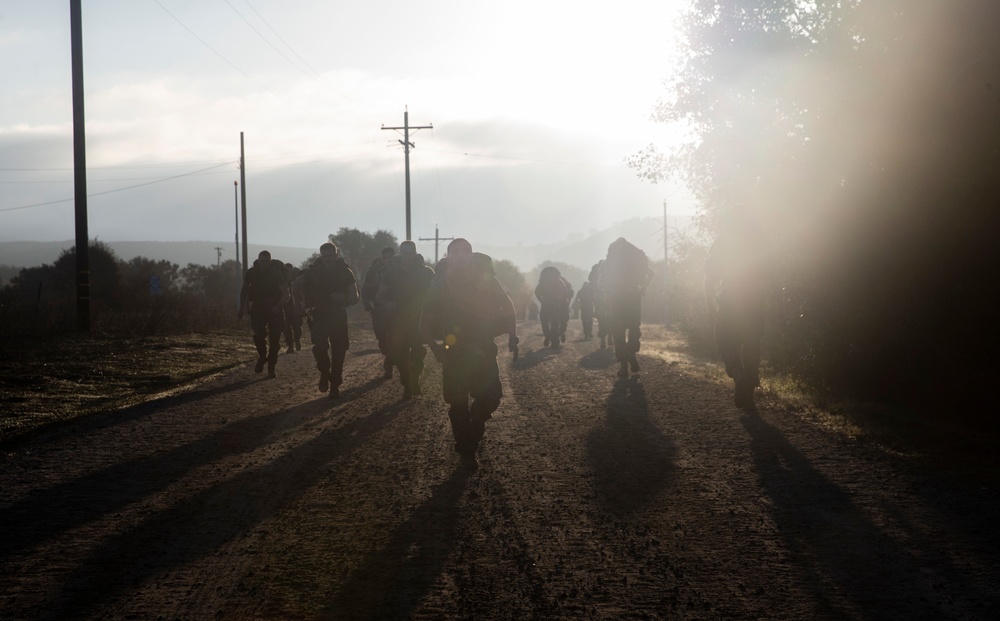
[[598, 238, 655, 378], [294, 242, 360, 398], [376, 240, 435, 400], [238, 250, 289, 378], [361, 246, 397, 379], [574, 280, 596, 339], [420, 238, 519, 470], [534, 266, 573, 347], [282, 262, 303, 353], [590, 260, 613, 349], [704, 207, 775, 410]]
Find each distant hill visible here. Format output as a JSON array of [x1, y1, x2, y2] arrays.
[[478, 216, 697, 271], [0, 241, 319, 271], [0, 216, 698, 275]]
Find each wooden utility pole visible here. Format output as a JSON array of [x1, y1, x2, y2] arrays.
[[419, 224, 454, 265], [70, 0, 90, 333], [239, 133, 248, 275], [214, 247, 223, 267], [234, 180, 241, 311], [663, 199, 668, 325], [381, 107, 432, 240], [663, 199, 668, 265]]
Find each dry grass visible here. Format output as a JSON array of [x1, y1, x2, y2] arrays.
[[0, 310, 380, 447], [641, 323, 1000, 469], [0, 329, 257, 446]]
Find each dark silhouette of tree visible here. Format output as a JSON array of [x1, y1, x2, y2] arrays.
[[121, 257, 180, 300], [326, 228, 399, 274], [632, 0, 1000, 407], [493, 259, 531, 320]]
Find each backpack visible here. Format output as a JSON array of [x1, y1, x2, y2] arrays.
[[602, 238, 649, 294], [427, 252, 501, 342], [302, 259, 353, 309], [247, 260, 287, 304]]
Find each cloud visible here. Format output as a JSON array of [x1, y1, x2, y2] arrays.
[[0, 1, 695, 247]]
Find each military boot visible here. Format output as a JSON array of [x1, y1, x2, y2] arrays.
[[617, 361, 629, 378]]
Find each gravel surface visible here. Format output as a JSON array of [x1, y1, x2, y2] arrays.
[[2, 320, 998, 620]]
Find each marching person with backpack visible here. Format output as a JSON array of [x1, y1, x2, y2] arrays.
[[419, 238, 519, 470], [361, 246, 397, 379], [574, 280, 596, 340], [282, 262, 303, 353], [535, 266, 573, 347], [590, 260, 613, 349], [376, 241, 435, 400], [294, 242, 360, 398], [704, 207, 775, 410], [238, 250, 289, 378], [598, 238, 655, 378]]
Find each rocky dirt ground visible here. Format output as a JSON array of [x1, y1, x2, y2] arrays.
[[2, 317, 999, 620]]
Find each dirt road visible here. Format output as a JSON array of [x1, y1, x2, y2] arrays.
[[2, 321, 998, 620]]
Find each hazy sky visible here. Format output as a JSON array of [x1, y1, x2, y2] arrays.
[[0, 0, 693, 259]]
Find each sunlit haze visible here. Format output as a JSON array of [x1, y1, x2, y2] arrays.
[[0, 1, 694, 258]]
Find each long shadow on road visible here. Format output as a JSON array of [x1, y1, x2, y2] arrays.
[[579, 346, 616, 370], [320, 470, 472, 620], [512, 348, 560, 371], [0, 381, 376, 560], [740, 409, 987, 619], [0, 376, 257, 452], [41, 399, 408, 620], [586, 376, 677, 516]]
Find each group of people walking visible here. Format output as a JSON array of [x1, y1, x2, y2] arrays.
[[239, 225, 771, 469], [240, 238, 519, 470], [534, 238, 655, 381]]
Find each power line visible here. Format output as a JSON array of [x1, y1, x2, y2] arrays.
[[0, 159, 233, 172], [419, 224, 454, 265], [225, 0, 301, 70], [381, 108, 433, 240], [238, 0, 358, 105], [153, 0, 345, 127], [1, 169, 241, 184], [0, 161, 237, 213]]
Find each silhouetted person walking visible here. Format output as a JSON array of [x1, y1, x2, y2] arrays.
[[704, 208, 774, 410], [535, 266, 573, 347], [295, 242, 360, 398], [599, 238, 654, 378], [282, 262, 303, 353], [377, 241, 435, 400], [590, 261, 612, 349], [238, 250, 288, 378], [362, 246, 396, 379], [420, 238, 518, 470], [575, 280, 595, 339]]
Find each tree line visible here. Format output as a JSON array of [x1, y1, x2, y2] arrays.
[[629, 0, 1000, 414]]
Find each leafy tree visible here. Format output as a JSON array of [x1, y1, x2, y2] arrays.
[[0, 264, 20, 287], [634, 0, 1000, 406], [120, 256, 180, 300], [494, 259, 527, 295], [40, 241, 122, 308], [328, 228, 398, 274], [179, 261, 241, 307], [493, 258, 532, 320], [4, 241, 122, 332]]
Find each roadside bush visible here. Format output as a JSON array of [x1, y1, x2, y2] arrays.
[[1, 243, 244, 341]]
